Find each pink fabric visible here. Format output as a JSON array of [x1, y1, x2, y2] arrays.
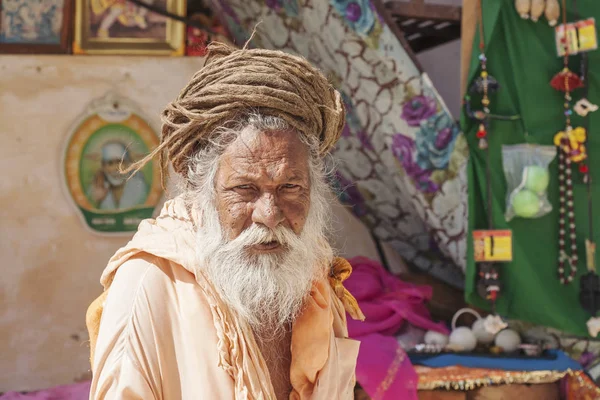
[[0, 381, 90, 400], [345, 257, 449, 400]]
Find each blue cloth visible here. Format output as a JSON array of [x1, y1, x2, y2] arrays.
[[408, 350, 582, 372]]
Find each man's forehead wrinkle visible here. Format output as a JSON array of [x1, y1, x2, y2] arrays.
[[217, 128, 312, 186], [238, 133, 261, 160], [219, 155, 251, 183], [224, 159, 297, 183], [218, 134, 259, 183]]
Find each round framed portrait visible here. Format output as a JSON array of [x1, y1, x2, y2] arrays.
[[63, 93, 162, 234]]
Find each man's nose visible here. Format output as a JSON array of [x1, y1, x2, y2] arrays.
[[252, 193, 284, 230]]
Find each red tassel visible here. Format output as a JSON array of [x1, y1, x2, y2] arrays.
[[476, 124, 487, 138], [550, 69, 584, 92]]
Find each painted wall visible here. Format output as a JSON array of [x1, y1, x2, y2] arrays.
[[0, 55, 402, 391]]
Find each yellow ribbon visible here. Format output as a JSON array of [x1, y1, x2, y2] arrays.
[[329, 257, 366, 321]]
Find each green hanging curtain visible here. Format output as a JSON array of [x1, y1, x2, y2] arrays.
[[463, 0, 600, 336]]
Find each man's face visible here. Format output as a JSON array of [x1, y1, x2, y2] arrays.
[[102, 157, 131, 187], [102, 159, 122, 179], [214, 128, 311, 254], [196, 127, 332, 329]]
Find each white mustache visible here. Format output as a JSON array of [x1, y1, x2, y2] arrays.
[[220, 223, 300, 253]]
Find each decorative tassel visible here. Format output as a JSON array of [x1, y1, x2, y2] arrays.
[[476, 124, 487, 138], [581, 164, 590, 183], [530, 0, 545, 21], [545, 0, 560, 26], [515, 0, 531, 19], [478, 138, 488, 150], [551, 68, 584, 91]]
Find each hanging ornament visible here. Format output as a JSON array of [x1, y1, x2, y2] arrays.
[[467, 0, 511, 313], [530, 0, 545, 22], [515, 0, 530, 19], [553, 126, 587, 163], [550, 68, 584, 91], [477, 263, 502, 301], [556, 145, 578, 284], [476, 53, 491, 150], [574, 98, 599, 117], [551, 0, 583, 285], [545, 0, 560, 26], [476, 123, 488, 150], [469, 74, 500, 94]]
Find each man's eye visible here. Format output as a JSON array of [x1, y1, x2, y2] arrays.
[[235, 185, 254, 190], [281, 184, 300, 191]]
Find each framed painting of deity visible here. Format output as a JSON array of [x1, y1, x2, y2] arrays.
[[0, 0, 73, 53], [73, 0, 185, 55], [62, 92, 163, 235]]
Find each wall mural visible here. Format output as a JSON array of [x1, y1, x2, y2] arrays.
[[210, 0, 468, 287]]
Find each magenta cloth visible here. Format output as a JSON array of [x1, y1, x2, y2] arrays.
[[346, 256, 449, 400], [0, 381, 90, 400]]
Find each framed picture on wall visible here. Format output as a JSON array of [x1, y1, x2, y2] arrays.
[[73, 0, 185, 55], [0, 0, 73, 53], [62, 92, 163, 235]]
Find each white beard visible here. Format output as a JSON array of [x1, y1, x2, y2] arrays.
[[194, 192, 332, 334]]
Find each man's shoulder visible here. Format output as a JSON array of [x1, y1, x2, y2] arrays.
[[113, 253, 195, 288], [105, 254, 209, 322]]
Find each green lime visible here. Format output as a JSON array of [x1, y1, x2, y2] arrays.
[[524, 165, 550, 194], [513, 189, 541, 218]]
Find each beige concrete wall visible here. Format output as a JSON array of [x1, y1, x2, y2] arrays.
[[0, 55, 402, 391]]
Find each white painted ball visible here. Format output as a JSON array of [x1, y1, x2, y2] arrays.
[[424, 330, 449, 347], [449, 327, 477, 352], [494, 329, 522, 352], [472, 319, 495, 344]]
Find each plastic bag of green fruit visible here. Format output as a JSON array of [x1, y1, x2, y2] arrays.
[[502, 144, 556, 221]]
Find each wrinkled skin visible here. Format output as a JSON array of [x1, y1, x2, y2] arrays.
[[215, 128, 312, 248]]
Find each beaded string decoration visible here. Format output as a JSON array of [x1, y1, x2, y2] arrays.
[[465, 0, 503, 309], [550, 0, 586, 285], [556, 144, 578, 284], [473, 26, 493, 150], [463, 0, 522, 306]]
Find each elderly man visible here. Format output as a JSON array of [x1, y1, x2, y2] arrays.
[[86, 42, 364, 400]]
